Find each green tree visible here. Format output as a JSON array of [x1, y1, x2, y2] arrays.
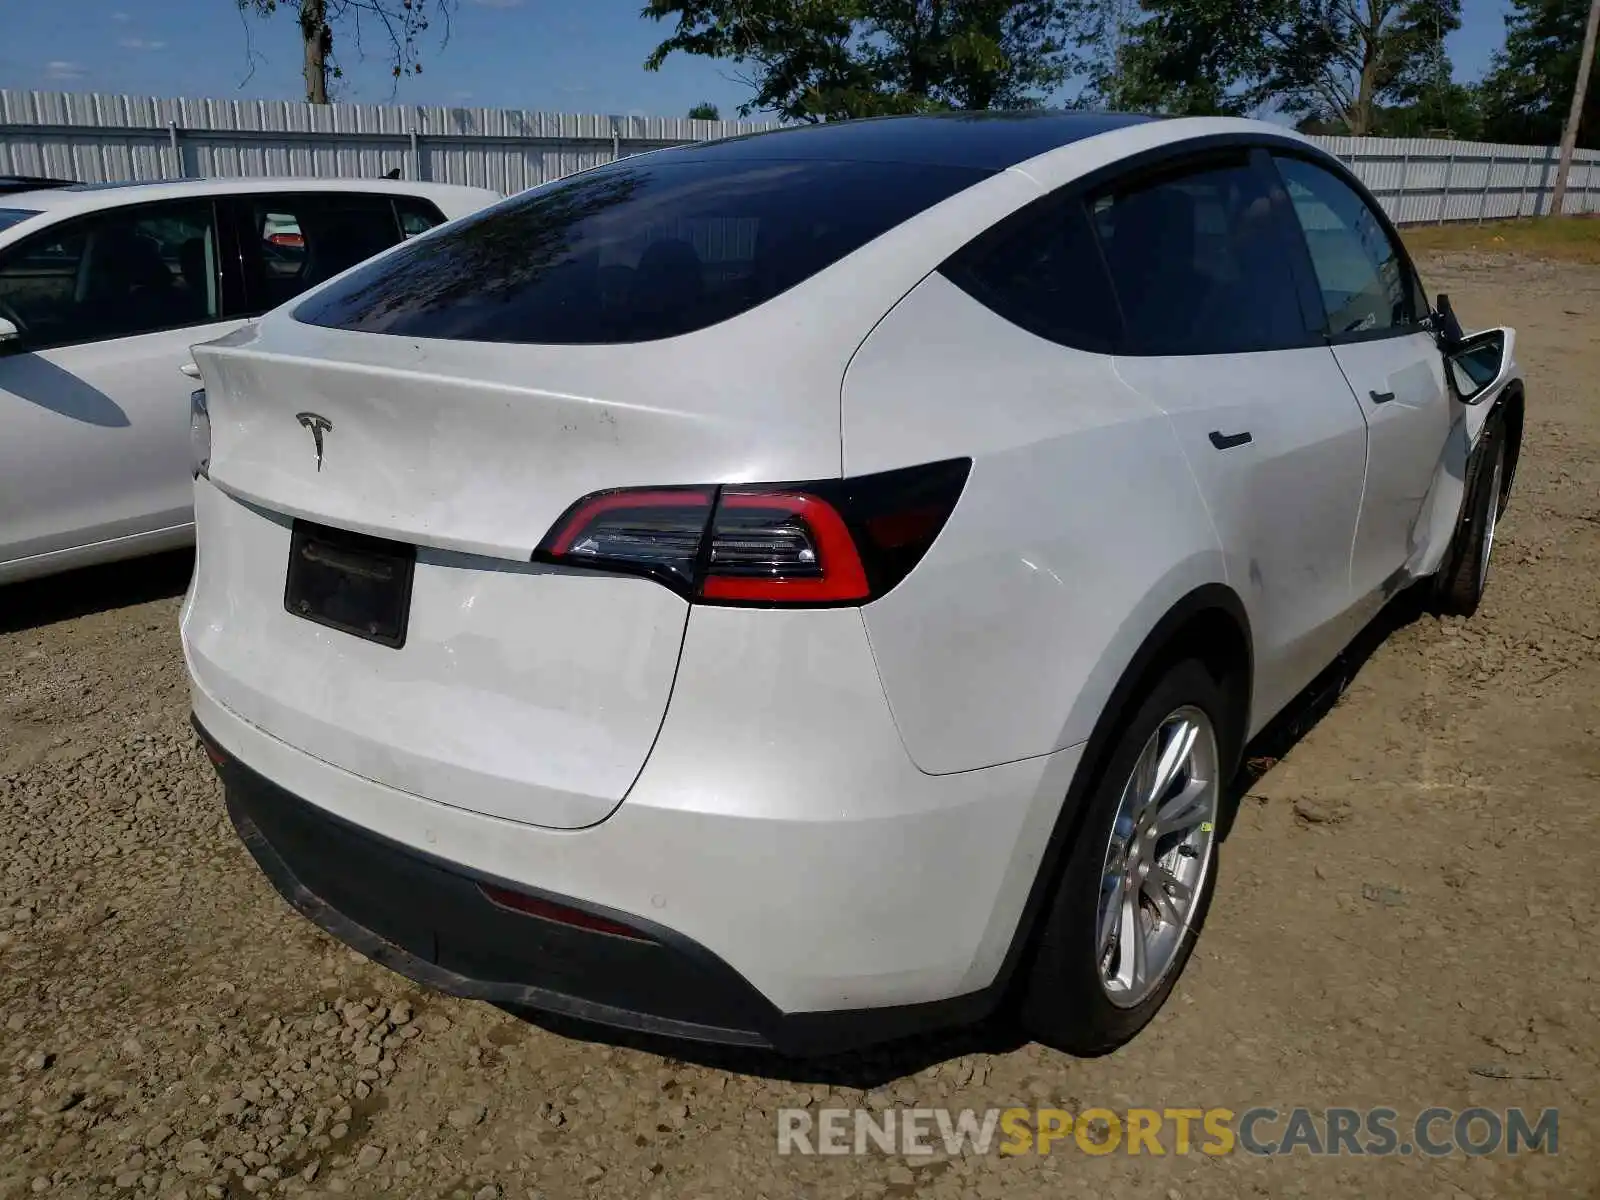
[[238, 0, 457, 104], [642, 0, 1080, 121], [687, 101, 723, 119], [1481, 0, 1600, 148], [1091, 0, 1461, 136]]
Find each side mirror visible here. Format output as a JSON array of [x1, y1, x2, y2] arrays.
[[0, 316, 20, 355], [1431, 293, 1465, 348], [1446, 327, 1515, 405]]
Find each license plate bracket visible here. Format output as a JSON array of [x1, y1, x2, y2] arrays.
[[284, 521, 416, 648]]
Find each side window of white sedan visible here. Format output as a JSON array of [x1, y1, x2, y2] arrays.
[[0, 201, 219, 350], [237, 194, 416, 314]]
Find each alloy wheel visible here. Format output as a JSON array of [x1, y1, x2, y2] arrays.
[[1096, 705, 1219, 1009]]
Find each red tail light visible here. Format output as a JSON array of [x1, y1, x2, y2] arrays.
[[535, 459, 970, 606]]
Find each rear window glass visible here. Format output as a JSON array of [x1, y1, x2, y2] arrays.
[[0, 208, 40, 234], [294, 156, 988, 343]]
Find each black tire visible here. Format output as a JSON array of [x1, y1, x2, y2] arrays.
[[1433, 410, 1507, 618], [1018, 658, 1233, 1056]]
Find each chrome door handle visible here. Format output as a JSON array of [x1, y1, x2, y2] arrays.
[[1208, 430, 1253, 450]]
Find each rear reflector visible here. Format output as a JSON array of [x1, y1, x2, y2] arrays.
[[478, 884, 653, 942], [535, 459, 970, 606]]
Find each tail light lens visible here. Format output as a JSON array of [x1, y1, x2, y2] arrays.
[[535, 458, 970, 606], [540, 487, 713, 591]]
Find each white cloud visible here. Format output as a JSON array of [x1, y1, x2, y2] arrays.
[[45, 60, 87, 81], [119, 37, 167, 51], [111, 10, 131, 21]]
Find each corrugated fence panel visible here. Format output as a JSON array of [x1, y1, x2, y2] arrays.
[[0, 88, 782, 195], [1312, 135, 1599, 222], [4, 90, 1600, 223]]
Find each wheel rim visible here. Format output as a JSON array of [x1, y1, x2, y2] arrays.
[[1478, 443, 1505, 593], [1096, 705, 1219, 1009]]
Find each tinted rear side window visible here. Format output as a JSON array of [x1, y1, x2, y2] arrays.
[[237, 193, 404, 314], [1091, 158, 1310, 355], [295, 157, 988, 343], [939, 196, 1121, 353]]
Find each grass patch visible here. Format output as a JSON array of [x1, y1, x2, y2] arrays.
[[1401, 215, 1600, 263]]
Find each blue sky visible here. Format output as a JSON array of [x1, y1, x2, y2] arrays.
[[4, 0, 1517, 120]]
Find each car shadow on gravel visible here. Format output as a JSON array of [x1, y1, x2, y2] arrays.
[[0, 549, 194, 634], [506, 589, 1436, 1084], [1221, 583, 1432, 834]]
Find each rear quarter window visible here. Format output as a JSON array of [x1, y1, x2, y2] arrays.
[[939, 196, 1122, 353], [395, 197, 446, 238], [293, 156, 988, 344]]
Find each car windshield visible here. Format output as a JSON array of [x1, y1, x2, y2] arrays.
[[0, 208, 42, 234], [293, 155, 988, 344]]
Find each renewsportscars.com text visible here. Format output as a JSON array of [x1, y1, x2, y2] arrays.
[[777, 1106, 1559, 1158]]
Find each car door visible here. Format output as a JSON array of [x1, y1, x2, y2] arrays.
[[1093, 150, 1372, 727], [1269, 153, 1455, 604], [0, 199, 238, 568]]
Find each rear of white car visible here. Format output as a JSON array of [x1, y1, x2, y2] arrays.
[[184, 115, 1520, 1053], [183, 139, 1100, 1050]]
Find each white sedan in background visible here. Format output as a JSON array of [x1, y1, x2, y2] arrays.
[[0, 177, 499, 585]]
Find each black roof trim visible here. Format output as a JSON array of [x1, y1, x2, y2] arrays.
[[0, 174, 80, 196], [663, 111, 1160, 171]]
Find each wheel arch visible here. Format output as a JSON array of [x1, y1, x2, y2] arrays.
[[990, 582, 1254, 1001], [1495, 378, 1524, 509]]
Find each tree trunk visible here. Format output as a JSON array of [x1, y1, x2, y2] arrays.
[[301, 0, 331, 105], [1550, 0, 1600, 216], [1348, 0, 1389, 137], [1350, 60, 1375, 135]]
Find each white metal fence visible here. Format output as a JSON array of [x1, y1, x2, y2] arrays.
[[0, 89, 779, 197], [3, 89, 1598, 224], [1317, 134, 1600, 223]]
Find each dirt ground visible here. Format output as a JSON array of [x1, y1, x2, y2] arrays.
[[1, 252, 1596, 1200]]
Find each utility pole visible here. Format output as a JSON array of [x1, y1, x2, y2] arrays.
[[1550, 0, 1600, 217]]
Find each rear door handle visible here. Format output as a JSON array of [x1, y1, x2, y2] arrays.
[[1369, 390, 1396, 404], [1208, 430, 1253, 450]]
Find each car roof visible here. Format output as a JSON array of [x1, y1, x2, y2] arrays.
[[1, 176, 501, 220], [665, 111, 1162, 172]]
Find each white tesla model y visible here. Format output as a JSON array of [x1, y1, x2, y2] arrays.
[[184, 112, 1522, 1055]]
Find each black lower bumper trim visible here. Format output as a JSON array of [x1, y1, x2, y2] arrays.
[[197, 716, 998, 1055]]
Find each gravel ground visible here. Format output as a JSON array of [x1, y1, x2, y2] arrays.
[[2, 253, 1597, 1199]]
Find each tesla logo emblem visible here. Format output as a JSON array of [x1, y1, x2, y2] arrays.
[[295, 412, 333, 471]]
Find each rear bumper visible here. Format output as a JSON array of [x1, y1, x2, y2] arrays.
[[202, 716, 1030, 1054], [205, 718, 780, 1046]]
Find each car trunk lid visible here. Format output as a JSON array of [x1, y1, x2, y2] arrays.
[[187, 318, 843, 829]]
